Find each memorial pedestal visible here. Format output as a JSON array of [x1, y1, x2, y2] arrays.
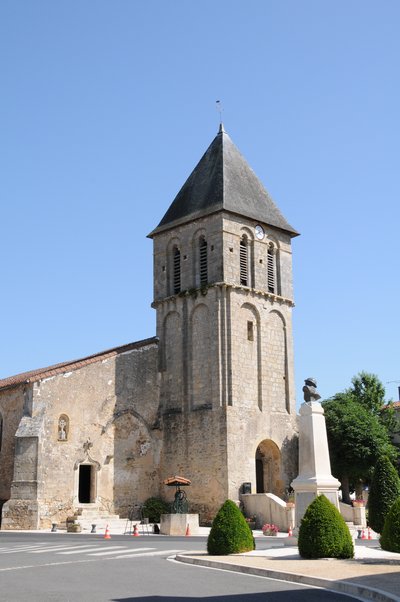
[[291, 401, 340, 529]]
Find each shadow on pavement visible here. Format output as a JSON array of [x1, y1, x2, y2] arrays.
[[112, 590, 348, 601]]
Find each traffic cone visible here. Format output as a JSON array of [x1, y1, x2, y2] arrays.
[[288, 526, 293, 537], [185, 523, 191, 537], [104, 525, 111, 539], [361, 529, 366, 540], [368, 527, 372, 540], [133, 523, 140, 537]]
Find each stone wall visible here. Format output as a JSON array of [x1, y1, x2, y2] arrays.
[[0, 386, 25, 503], [2, 340, 160, 529]]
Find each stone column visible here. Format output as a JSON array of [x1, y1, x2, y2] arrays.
[[291, 401, 340, 528]]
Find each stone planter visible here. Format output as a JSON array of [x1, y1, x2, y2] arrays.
[[262, 531, 278, 536]]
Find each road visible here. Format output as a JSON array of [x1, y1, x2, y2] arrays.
[[0, 532, 357, 601]]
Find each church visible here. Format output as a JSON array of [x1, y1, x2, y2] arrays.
[[0, 125, 299, 529]]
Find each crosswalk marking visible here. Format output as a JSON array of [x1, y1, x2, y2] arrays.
[[57, 546, 113, 555], [113, 549, 183, 559], [0, 543, 185, 560], [2, 546, 51, 554], [87, 546, 144, 556], [31, 544, 104, 554]]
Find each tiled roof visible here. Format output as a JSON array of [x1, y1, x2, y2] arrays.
[[0, 337, 158, 392], [149, 124, 299, 238]]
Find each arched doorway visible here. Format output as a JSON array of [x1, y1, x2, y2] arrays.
[[255, 440, 283, 496]]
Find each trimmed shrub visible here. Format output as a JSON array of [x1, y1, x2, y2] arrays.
[[298, 495, 354, 559], [368, 456, 400, 533], [141, 497, 169, 522], [380, 497, 400, 553], [207, 500, 255, 555]]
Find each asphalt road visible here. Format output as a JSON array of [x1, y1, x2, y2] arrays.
[[0, 533, 357, 601]]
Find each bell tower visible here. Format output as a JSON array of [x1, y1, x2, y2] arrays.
[[149, 125, 299, 518]]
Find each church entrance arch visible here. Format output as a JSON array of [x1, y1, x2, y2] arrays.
[[255, 440, 283, 496], [78, 464, 96, 503]]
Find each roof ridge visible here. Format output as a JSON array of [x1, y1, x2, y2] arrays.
[[0, 337, 158, 391]]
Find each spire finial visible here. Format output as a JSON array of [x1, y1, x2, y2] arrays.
[[216, 100, 223, 128]]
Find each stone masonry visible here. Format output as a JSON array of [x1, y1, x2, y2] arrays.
[[0, 125, 299, 528]]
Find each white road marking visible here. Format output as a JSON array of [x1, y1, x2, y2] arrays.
[[113, 549, 183, 559], [0, 545, 54, 554], [30, 544, 105, 554], [86, 546, 141, 556], [57, 546, 113, 555]]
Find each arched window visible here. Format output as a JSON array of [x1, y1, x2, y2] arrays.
[[199, 237, 208, 285], [240, 236, 249, 286], [0, 413, 3, 452], [267, 244, 276, 293], [173, 247, 181, 294], [58, 414, 69, 441]]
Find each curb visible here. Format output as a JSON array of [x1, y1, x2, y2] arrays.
[[175, 555, 400, 602]]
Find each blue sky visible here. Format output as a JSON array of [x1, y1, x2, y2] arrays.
[[1, 1, 399, 403]]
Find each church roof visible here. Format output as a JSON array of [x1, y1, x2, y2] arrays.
[[149, 125, 299, 237], [0, 337, 158, 392]]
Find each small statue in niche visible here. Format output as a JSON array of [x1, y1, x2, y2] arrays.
[[58, 416, 68, 441], [302, 377, 321, 403]]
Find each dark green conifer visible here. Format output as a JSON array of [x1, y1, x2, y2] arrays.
[[368, 456, 400, 533], [207, 500, 255, 555], [298, 495, 353, 559], [380, 497, 400, 553]]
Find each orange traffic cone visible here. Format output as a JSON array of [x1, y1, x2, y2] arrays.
[[288, 526, 293, 537], [133, 523, 140, 537], [104, 525, 111, 539], [368, 527, 372, 540], [361, 529, 366, 540], [185, 523, 191, 537]]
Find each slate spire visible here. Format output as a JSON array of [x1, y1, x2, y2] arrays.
[[149, 126, 298, 237]]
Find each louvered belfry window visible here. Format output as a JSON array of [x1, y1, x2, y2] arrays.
[[267, 245, 275, 293], [173, 247, 181, 294], [240, 237, 248, 286], [199, 237, 208, 285]]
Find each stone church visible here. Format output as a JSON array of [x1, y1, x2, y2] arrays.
[[0, 125, 299, 529]]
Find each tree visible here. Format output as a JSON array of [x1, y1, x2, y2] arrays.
[[380, 497, 400, 553], [207, 500, 255, 555], [323, 391, 397, 503], [350, 372, 397, 433], [368, 456, 400, 533], [349, 372, 385, 416], [298, 495, 353, 559]]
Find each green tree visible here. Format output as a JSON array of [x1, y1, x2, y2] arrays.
[[207, 500, 255, 555], [349, 372, 386, 416], [323, 392, 396, 503], [368, 456, 400, 533], [380, 497, 400, 553], [349, 372, 397, 433], [298, 495, 353, 559]]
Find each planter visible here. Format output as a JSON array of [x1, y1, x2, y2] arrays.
[[263, 531, 278, 536], [352, 502, 365, 508]]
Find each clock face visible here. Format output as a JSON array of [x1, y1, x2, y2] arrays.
[[255, 225, 265, 240]]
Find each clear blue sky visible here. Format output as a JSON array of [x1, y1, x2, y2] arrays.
[[1, 0, 399, 403]]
